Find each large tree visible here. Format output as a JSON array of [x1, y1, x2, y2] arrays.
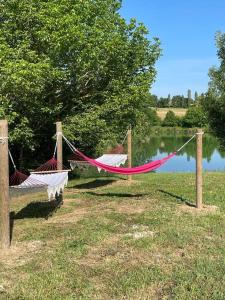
[[0, 0, 161, 165], [203, 32, 225, 142]]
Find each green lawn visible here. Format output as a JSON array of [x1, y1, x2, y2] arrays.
[[1, 172, 225, 299]]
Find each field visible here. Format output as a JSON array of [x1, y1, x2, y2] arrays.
[[156, 108, 187, 120], [1, 172, 225, 299]]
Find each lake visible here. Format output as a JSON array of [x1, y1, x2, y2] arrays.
[[132, 133, 225, 172]]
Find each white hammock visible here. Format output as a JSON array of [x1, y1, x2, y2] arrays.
[[10, 171, 68, 200], [69, 154, 127, 172]]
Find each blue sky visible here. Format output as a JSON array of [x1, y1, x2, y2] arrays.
[[120, 0, 225, 97]]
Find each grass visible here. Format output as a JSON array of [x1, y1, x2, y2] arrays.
[[156, 108, 187, 120], [1, 172, 225, 299]]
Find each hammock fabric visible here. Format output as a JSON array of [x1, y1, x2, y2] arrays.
[[25, 172, 68, 200], [9, 170, 29, 186], [35, 157, 58, 172], [10, 170, 48, 188], [69, 154, 127, 172], [95, 154, 127, 172], [10, 171, 68, 200], [75, 149, 176, 175], [9, 158, 64, 186]]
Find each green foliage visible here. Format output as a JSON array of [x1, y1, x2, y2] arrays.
[[157, 96, 169, 108], [148, 94, 158, 107], [146, 109, 161, 126], [172, 95, 189, 108], [182, 105, 208, 128], [162, 110, 180, 127], [157, 94, 193, 108], [0, 0, 161, 164], [134, 109, 161, 137], [203, 32, 225, 142]]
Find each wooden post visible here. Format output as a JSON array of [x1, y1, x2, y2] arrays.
[[56, 122, 63, 171], [196, 128, 203, 209], [127, 127, 132, 181], [55, 122, 63, 203], [0, 120, 10, 249]]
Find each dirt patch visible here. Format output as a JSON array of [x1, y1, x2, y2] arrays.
[[110, 179, 141, 187], [179, 204, 219, 215], [77, 234, 154, 267], [77, 232, 171, 274], [120, 284, 162, 300], [0, 240, 45, 268], [115, 203, 146, 215], [109, 197, 153, 215], [46, 208, 89, 224]]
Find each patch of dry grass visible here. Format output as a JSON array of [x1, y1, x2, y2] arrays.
[[156, 108, 187, 120]]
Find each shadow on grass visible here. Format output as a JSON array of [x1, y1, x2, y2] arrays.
[[158, 189, 195, 207], [12, 198, 63, 220], [85, 191, 148, 198], [10, 212, 15, 243], [68, 179, 119, 189]]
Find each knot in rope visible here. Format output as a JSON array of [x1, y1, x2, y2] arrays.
[[0, 136, 9, 144]]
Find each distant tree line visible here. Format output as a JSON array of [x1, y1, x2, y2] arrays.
[[149, 90, 201, 108]]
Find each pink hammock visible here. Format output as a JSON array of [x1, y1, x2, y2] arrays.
[[75, 149, 176, 175]]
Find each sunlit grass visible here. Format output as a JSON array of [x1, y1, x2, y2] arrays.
[[1, 172, 225, 299]]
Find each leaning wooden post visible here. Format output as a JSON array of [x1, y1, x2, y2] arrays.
[[0, 120, 10, 249], [127, 126, 132, 181], [196, 128, 203, 209], [56, 122, 63, 170]]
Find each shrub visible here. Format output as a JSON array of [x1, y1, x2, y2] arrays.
[[182, 106, 207, 128], [162, 111, 180, 127]]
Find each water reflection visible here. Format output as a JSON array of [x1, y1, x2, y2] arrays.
[[133, 134, 225, 172]]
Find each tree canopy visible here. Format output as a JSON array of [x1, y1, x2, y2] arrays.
[[0, 0, 161, 166], [203, 32, 225, 142]]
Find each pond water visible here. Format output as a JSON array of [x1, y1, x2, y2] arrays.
[[132, 134, 225, 172]]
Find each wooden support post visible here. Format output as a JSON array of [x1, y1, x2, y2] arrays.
[[127, 127, 132, 181], [196, 128, 203, 209], [56, 122, 63, 171], [0, 120, 10, 249], [56, 122, 63, 203]]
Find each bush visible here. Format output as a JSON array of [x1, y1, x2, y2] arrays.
[[162, 111, 180, 127], [147, 109, 161, 126], [182, 106, 207, 128]]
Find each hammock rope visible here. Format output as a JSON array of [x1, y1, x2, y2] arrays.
[[63, 134, 196, 175], [8, 149, 16, 170], [53, 135, 58, 158], [34, 132, 67, 172], [8, 149, 30, 186], [121, 126, 131, 145], [176, 134, 196, 152]]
